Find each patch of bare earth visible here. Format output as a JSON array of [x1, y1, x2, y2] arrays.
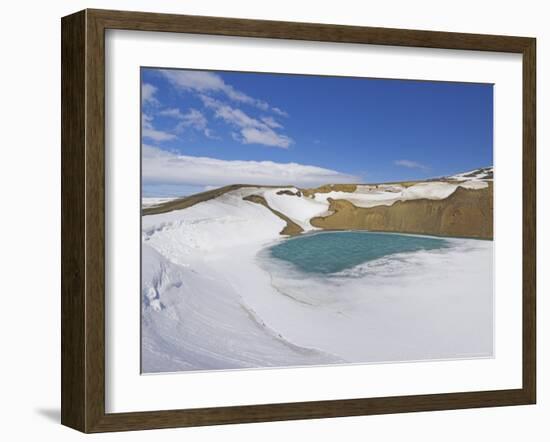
[[301, 183, 358, 198]]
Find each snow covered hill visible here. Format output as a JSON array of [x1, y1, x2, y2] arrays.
[[447, 166, 493, 181], [143, 166, 493, 239]]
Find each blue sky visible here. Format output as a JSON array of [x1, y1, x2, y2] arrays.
[[142, 68, 493, 197]]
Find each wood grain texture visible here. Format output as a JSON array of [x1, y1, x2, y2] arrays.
[[522, 38, 536, 403], [89, 8, 532, 52], [85, 9, 107, 433], [61, 8, 537, 433], [61, 10, 86, 432]]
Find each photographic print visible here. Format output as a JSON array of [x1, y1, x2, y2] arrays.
[[140, 67, 494, 374]]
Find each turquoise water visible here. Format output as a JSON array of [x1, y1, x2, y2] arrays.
[[268, 231, 449, 274]]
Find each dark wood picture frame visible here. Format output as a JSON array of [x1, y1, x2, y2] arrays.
[[61, 8, 536, 433]]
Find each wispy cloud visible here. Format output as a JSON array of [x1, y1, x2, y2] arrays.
[[157, 107, 184, 118], [174, 109, 208, 133], [145, 69, 293, 146], [394, 159, 430, 171], [158, 107, 216, 138], [200, 95, 294, 149], [261, 116, 283, 129], [142, 144, 359, 187], [239, 128, 292, 148], [141, 84, 181, 141], [159, 69, 286, 116], [201, 96, 292, 148], [272, 107, 288, 117], [142, 83, 159, 106], [142, 114, 176, 142]]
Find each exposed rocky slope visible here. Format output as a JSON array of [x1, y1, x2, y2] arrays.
[[311, 183, 492, 239]]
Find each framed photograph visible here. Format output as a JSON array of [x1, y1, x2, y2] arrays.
[[61, 9, 536, 433]]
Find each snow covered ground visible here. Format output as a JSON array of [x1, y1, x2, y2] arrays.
[[142, 197, 177, 209], [142, 187, 343, 371], [449, 166, 493, 181], [142, 179, 494, 373]]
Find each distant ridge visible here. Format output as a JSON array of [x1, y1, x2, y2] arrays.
[[142, 167, 494, 239]]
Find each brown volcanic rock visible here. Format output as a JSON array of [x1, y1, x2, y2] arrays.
[[310, 184, 493, 239], [143, 184, 247, 216], [301, 183, 357, 197], [276, 189, 302, 197]]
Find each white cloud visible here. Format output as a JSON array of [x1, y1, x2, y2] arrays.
[[142, 144, 359, 187], [158, 107, 184, 118], [202, 97, 259, 128], [142, 127, 176, 142], [175, 109, 207, 132], [261, 116, 283, 129], [159, 69, 285, 115], [240, 128, 292, 148], [147, 70, 291, 145], [142, 114, 176, 142], [272, 107, 288, 117], [142, 83, 159, 105], [203, 128, 219, 140], [201, 96, 292, 148], [160, 70, 225, 91], [394, 159, 430, 171], [157, 107, 216, 139]]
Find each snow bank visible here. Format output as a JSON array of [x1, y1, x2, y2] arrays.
[[402, 182, 458, 200], [459, 180, 489, 190], [310, 180, 488, 209], [142, 187, 285, 264], [142, 197, 177, 209], [449, 167, 493, 181], [313, 189, 402, 208], [142, 244, 342, 372], [261, 188, 328, 230]]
